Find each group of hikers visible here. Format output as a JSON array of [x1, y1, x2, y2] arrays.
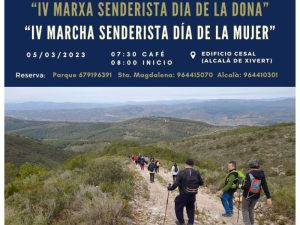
[[131, 154, 160, 182], [132, 154, 272, 225], [168, 159, 272, 225]]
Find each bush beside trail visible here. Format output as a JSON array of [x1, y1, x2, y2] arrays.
[[5, 156, 136, 225]]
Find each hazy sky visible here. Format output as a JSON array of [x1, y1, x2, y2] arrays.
[[5, 87, 295, 103]]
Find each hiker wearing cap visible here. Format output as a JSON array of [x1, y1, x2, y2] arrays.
[[171, 163, 180, 182], [148, 159, 156, 183], [167, 159, 204, 225], [242, 159, 272, 225], [217, 161, 238, 217]]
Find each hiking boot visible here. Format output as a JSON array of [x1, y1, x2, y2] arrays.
[[222, 213, 232, 217]]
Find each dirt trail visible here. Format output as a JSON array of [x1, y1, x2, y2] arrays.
[[131, 163, 243, 225]]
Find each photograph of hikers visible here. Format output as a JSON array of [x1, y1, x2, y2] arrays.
[[4, 87, 295, 225]]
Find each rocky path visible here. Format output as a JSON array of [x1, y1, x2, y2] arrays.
[[130, 163, 243, 225]]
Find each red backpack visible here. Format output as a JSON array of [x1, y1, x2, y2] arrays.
[[248, 173, 261, 193]]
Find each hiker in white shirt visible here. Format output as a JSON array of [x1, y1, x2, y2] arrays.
[[171, 163, 180, 182]]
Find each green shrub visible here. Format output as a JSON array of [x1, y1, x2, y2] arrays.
[[5, 183, 18, 198], [246, 136, 255, 142], [5, 162, 48, 198], [286, 169, 295, 176], [5, 162, 18, 184], [216, 144, 223, 149], [197, 160, 218, 171], [287, 137, 295, 143], [273, 185, 295, 217], [250, 146, 259, 152], [85, 158, 124, 184], [84, 158, 135, 200], [204, 172, 224, 192], [18, 162, 46, 179], [225, 140, 237, 148], [67, 185, 131, 225], [63, 155, 87, 170], [6, 156, 136, 225]]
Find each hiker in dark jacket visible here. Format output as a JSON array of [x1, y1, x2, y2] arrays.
[[242, 159, 272, 225], [217, 161, 238, 217], [167, 159, 204, 225], [139, 156, 147, 171], [148, 160, 156, 183]]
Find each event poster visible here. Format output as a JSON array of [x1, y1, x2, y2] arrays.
[[4, 0, 295, 225]]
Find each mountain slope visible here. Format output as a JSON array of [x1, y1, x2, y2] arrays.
[[155, 123, 295, 179], [6, 117, 111, 140], [5, 134, 71, 166], [6, 117, 224, 144], [5, 117, 51, 132], [87, 117, 222, 143]]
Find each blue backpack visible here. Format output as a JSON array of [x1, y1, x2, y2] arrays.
[[148, 163, 155, 172]]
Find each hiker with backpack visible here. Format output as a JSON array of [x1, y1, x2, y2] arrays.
[[155, 160, 160, 173], [217, 161, 240, 217], [138, 156, 148, 171], [242, 159, 272, 225], [171, 163, 180, 182], [167, 159, 204, 225], [148, 159, 156, 183], [139, 156, 147, 171]]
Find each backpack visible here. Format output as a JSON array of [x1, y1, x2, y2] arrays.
[[156, 161, 160, 167], [184, 169, 200, 195], [248, 173, 261, 194], [148, 163, 155, 172], [236, 170, 246, 188], [226, 170, 246, 190]]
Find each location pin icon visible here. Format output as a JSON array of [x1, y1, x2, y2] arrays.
[[190, 51, 196, 59]]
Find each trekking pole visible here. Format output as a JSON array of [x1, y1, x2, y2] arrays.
[[163, 190, 170, 225], [237, 189, 242, 223], [195, 197, 199, 221]]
